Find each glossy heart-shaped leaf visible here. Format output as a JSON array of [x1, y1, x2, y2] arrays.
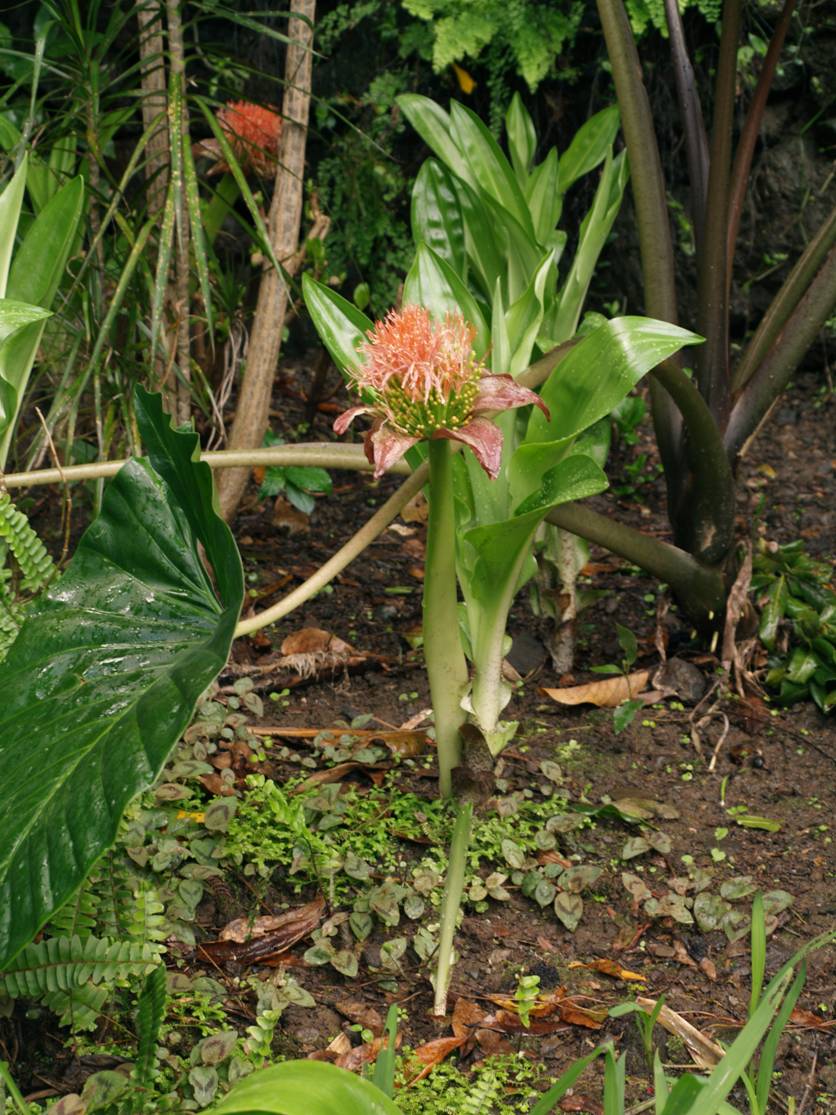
[[0, 389, 243, 967]]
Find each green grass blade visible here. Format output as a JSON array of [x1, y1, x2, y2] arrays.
[[150, 179, 177, 372], [756, 961, 805, 1113], [181, 102, 214, 348], [529, 1046, 609, 1115], [661, 971, 793, 1115], [748, 892, 766, 1017], [603, 1048, 626, 1115], [371, 1004, 399, 1098]]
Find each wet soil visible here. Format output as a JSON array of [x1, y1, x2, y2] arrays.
[[7, 366, 835, 1110], [214, 365, 835, 1106]]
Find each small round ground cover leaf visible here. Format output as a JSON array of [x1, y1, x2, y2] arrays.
[[0, 388, 243, 968], [207, 1059, 402, 1115]]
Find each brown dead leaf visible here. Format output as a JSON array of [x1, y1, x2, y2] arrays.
[[272, 495, 310, 533], [334, 998, 384, 1037], [251, 725, 429, 757], [569, 958, 646, 982], [335, 1036, 390, 1072], [405, 1037, 467, 1084], [789, 1008, 836, 1031], [451, 997, 485, 1041], [541, 670, 650, 708], [636, 997, 724, 1069], [400, 491, 428, 523], [293, 761, 388, 792], [198, 773, 236, 796], [199, 897, 325, 964], [560, 1098, 604, 1115], [700, 957, 718, 981]]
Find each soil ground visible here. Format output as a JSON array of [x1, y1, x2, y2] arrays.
[[7, 365, 835, 1111], [223, 365, 835, 1106]]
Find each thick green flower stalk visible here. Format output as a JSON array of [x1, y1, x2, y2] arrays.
[[333, 305, 547, 796]]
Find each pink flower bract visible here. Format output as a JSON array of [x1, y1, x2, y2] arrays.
[[335, 305, 549, 479]]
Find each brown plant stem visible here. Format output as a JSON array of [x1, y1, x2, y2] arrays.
[[217, 0, 316, 520], [2, 443, 407, 491], [695, 0, 742, 423], [731, 202, 836, 393], [137, 0, 169, 216], [166, 0, 192, 424], [545, 501, 726, 623], [596, 0, 683, 480], [726, 0, 797, 296], [726, 242, 836, 458]]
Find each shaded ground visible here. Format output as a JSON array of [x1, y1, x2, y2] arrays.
[[6, 367, 834, 1111]]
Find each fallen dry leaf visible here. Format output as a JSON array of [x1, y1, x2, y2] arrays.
[[404, 1036, 467, 1084], [559, 1098, 604, 1115], [569, 958, 646, 982], [199, 897, 325, 964], [636, 996, 724, 1069], [451, 997, 485, 1042], [335, 1036, 391, 1072], [251, 725, 429, 757], [541, 670, 650, 708], [334, 998, 385, 1037], [788, 1009, 836, 1031]]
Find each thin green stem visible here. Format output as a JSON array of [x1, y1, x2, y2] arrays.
[[1, 443, 409, 490], [545, 501, 726, 622], [424, 440, 469, 799], [433, 802, 473, 1017], [235, 462, 426, 638], [0, 1061, 30, 1115]]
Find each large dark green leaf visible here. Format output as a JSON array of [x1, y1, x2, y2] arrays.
[[208, 1060, 402, 1115], [0, 389, 243, 967]]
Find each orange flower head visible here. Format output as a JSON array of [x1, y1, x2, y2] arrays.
[[217, 100, 282, 176], [334, 304, 550, 479]]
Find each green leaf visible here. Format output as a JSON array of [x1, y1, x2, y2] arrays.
[[0, 389, 243, 967], [515, 317, 701, 498], [397, 94, 473, 188], [0, 156, 27, 297], [301, 273, 373, 380], [506, 93, 537, 182], [613, 699, 642, 734], [207, 1059, 402, 1115], [529, 1046, 609, 1115], [0, 297, 51, 343], [551, 151, 629, 342], [411, 159, 466, 277], [525, 148, 562, 245], [403, 242, 489, 357], [0, 173, 84, 467], [558, 105, 620, 192], [450, 102, 534, 237]]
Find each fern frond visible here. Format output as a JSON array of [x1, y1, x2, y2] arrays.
[[0, 935, 159, 998], [135, 965, 168, 1087], [43, 984, 110, 1032], [128, 883, 168, 948], [45, 885, 100, 939], [0, 491, 56, 593]]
